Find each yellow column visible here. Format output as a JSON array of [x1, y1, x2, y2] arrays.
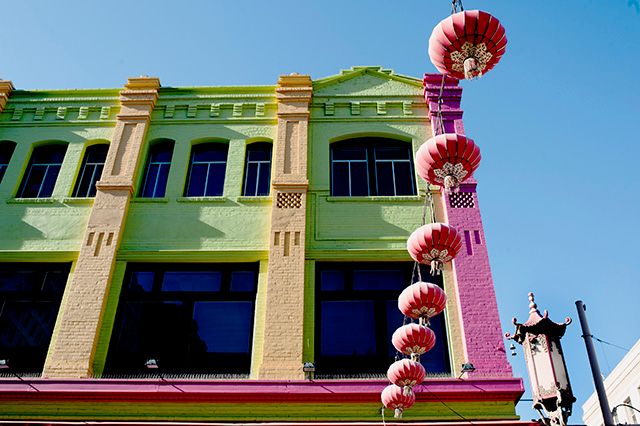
[[0, 80, 14, 112], [257, 74, 312, 379], [43, 77, 160, 378]]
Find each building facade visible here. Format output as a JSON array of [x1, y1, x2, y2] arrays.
[[583, 339, 640, 425], [0, 67, 531, 424]]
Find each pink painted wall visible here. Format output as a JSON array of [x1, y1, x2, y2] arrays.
[[424, 74, 512, 377]]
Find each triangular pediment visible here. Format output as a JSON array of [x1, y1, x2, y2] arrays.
[[313, 66, 423, 97]]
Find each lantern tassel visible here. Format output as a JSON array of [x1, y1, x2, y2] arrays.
[[443, 175, 460, 193], [430, 260, 442, 276], [463, 57, 482, 80], [394, 408, 403, 419], [403, 385, 413, 396]]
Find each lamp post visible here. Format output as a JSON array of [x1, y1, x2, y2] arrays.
[[505, 293, 575, 426]]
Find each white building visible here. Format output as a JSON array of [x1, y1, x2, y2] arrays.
[[583, 339, 640, 425]]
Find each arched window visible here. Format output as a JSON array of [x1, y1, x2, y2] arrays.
[[330, 138, 416, 196], [242, 142, 272, 196], [184, 143, 228, 197], [17, 144, 68, 198], [0, 141, 17, 184], [140, 140, 174, 198], [73, 144, 109, 197]]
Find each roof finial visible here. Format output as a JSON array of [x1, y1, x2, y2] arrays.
[[528, 292, 538, 314]]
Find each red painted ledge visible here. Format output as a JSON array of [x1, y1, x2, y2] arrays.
[[0, 377, 525, 403]]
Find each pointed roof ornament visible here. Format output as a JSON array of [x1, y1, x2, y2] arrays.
[[505, 292, 572, 344]]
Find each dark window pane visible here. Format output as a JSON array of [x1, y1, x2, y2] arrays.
[[247, 145, 271, 162], [256, 163, 271, 196], [31, 145, 66, 164], [129, 271, 155, 292], [243, 163, 258, 196], [375, 146, 409, 160], [193, 301, 253, 353], [0, 142, 16, 164], [393, 162, 415, 196], [39, 164, 61, 197], [320, 301, 376, 356], [193, 144, 227, 162], [0, 263, 70, 374], [186, 163, 208, 196], [353, 269, 405, 291], [320, 270, 345, 291], [153, 164, 169, 198], [333, 146, 366, 161], [230, 271, 256, 292], [386, 300, 405, 356], [205, 163, 226, 196], [375, 161, 395, 196], [19, 165, 46, 198], [73, 145, 108, 197], [349, 162, 369, 196], [113, 301, 190, 369], [42, 270, 69, 295], [141, 163, 161, 197], [0, 271, 39, 292], [161, 271, 221, 292], [140, 141, 173, 198], [0, 142, 16, 184], [331, 162, 350, 196], [419, 314, 450, 373]]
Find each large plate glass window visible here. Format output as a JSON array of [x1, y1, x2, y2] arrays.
[[315, 262, 450, 376], [105, 263, 259, 375]]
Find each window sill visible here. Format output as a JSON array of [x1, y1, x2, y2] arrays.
[[176, 196, 227, 203], [325, 195, 422, 202], [61, 197, 95, 205], [236, 196, 271, 204], [131, 197, 170, 203], [6, 197, 58, 204]]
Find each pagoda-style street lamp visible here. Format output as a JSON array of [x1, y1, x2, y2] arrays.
[[505, 293, 575, 426]]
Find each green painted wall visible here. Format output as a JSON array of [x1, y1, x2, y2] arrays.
[[0, 89, 118, 257]]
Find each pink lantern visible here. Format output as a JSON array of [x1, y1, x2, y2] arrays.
[[415, 133, 481, 192], [428, 10, 507, 80], [381, 384, 416, 418], [392, 323, 436, 361], [407, 223, 463, 275], [398, 281, 447, 325], [387, 359, 426, 395]]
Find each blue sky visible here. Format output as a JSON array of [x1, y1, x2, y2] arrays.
[[3, 0, 640, 422]]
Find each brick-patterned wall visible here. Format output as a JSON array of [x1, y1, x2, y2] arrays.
[[258, 75, 312, 379], [424, 74, 512, 377], [43, 78, 160, 378]]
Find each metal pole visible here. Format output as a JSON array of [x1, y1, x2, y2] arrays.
[[576, 300, 614, 426]]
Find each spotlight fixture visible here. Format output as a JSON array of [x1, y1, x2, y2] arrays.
[[458, 362, 476, 378], [303, 362, 315, 380], [144, 358, 159, 369]]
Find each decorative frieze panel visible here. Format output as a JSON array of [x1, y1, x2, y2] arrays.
[[449, 192, 475, 208]]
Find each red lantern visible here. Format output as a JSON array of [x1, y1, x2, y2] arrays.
[[381, 384, 416, 418], [399, 281, 447, 325], [387, 359, 426, 395], [415, 133, 480, 192], [407, 223, 463, 275], [392, 323, 436, 360], [428, 10, 507, 80]]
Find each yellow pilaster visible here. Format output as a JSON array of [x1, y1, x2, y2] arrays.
[[0, 80, 14, 112], [43, 77, 160, 378], [257, 74, 312, 379]]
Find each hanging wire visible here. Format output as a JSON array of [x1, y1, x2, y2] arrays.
[[451, 0, 464, 14], [592, 336, 631, 352]]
